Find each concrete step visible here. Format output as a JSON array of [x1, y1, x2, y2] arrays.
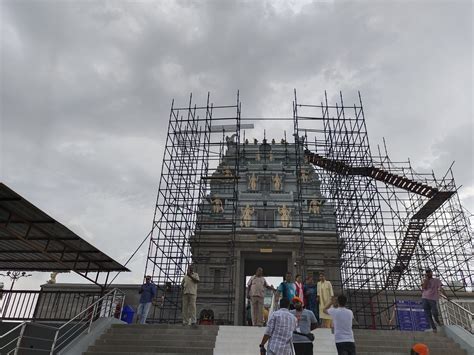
[[85, 323, 218, 354], [100, 333, 217, 341], [357, 347, 465, 355], [214, 326, 338, 355], [355, 339, 460, 348], [96, 338, 216, 347], [109, 324, 218, 331], [107, 329, 218, 336], [84, 353, 212, 355], [109, 324, 219, 334], [355, 335, 451, 342], [87, 345, 214, 354], [355, 330, 441, 336]]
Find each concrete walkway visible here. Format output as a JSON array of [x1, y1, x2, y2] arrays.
[[214, 326, 337, 355]]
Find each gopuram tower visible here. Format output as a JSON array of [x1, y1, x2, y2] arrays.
[[191, 136, 340, 324]]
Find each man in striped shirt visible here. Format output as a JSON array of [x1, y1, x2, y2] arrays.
[[260, 298, 297, 355]]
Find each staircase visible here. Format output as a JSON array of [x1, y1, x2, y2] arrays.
[[304, 150, 456, 290], [353, 329, 467, 355], [84, 324, 218, 355], [214, 326, 337, 355]]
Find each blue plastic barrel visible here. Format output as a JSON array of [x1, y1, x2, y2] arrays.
[[121, 305, 135, 324]]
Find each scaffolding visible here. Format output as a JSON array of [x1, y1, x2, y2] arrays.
[[144, 91, 473, 327], [144, 93, 241, 322]]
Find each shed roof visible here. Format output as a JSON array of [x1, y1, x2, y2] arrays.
[[0, 183, 128, 273]]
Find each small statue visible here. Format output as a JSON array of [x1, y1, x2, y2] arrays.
[[223, 166, 233, 177], [248, 173, 258, 191], [278, 205, 291, 228], [272, 139, 275, 144], [241, 204, 255, 227], [304, 155, 309, 164], [47, 272, 59, 284], [256, 152, 261, 161], [301, 169, 309, 183], [269, 153, 273, 162], [245, 139, 249, 144], [308, 199, 323, 215], [272, 174, 282, 191], [211, 197, 224, 213], [253, 138, 258, 145], [226, 134, 237, 144]]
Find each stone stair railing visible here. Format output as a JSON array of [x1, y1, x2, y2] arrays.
[[439, 296, 474, 334]]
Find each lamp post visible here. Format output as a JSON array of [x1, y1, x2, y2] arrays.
[[0, 271, 32, 318]]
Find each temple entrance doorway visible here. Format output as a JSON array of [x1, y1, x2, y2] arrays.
[[240, 252, 292, 325]]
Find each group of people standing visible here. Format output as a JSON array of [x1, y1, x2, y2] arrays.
[[248, 268, 355, 355], [136, 265, 200, 326], [247, 268, 335, 329], [135, 265, 445, 355], [259, 294, 355, 355]]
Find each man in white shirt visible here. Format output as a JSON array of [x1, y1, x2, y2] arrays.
[[247, 267, 274, 326], [181, 264, 200, 326], [323, 295, 356, 355]]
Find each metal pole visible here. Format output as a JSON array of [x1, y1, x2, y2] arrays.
[[13, 322, 26, 355], [87, 303, 98, 334], [111, 289, 116, 317], [50, 328, 59, 355], [118, 294, 125, 320]]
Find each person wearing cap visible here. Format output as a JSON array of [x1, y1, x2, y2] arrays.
[[137, 275, 157, 324], [411, 343, 429, 355], [421, 268, 447, 333], [290, 296, 318, 355]]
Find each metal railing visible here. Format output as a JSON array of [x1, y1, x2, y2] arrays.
[[439, 295, 474, 333], [0, 288, 125, 354], [1, 290, 102, 321]]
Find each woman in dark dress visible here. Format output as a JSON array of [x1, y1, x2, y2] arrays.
[[304, 275, 319, 323]]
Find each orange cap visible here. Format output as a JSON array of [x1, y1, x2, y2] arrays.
[[412, 343, 429, 355], [292, 296, 303, 304]]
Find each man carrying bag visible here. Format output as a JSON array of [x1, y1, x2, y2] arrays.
[[290, 296, 318, 355]]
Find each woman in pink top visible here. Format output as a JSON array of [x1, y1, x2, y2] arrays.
[[295, 274, 305, 306]]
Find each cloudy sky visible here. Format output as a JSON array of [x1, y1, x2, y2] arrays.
[[1, 0, 472, 289]]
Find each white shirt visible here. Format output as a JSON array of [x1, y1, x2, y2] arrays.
[[327, 307, 354, 343]]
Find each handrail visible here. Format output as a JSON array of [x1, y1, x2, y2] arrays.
[[50, 288, 125, 353], [1, 289, 103, 321], [0, 322, 25, 340], [57, 288, 117, 330], [0, 322, 57, 350], [2, 288, 125, 355], [440, 295, 474, 315], [439, 294, 474, 334]]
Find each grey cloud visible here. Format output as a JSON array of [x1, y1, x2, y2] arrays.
[[1, 0, 472, 287]]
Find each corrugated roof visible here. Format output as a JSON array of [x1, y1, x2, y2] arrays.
[[0, 183, 128, 273]]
